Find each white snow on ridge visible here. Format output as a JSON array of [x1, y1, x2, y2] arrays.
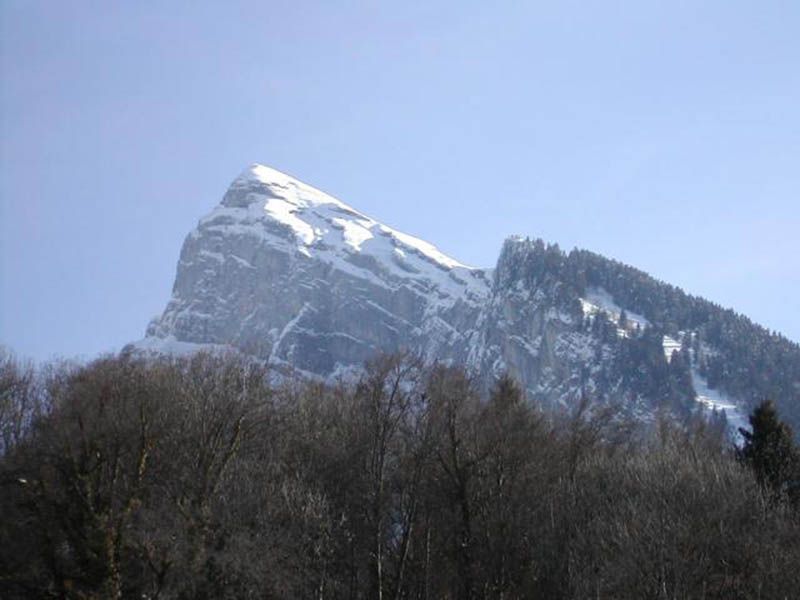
[[383, 227, 466, 270], [263, 197, 316, 245], [238, 164, 355, 216], [235, 163, 474, 272], [332, 217, 374, 251]]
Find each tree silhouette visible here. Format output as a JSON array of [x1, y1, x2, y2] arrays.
[[738, 400, 799, 496]]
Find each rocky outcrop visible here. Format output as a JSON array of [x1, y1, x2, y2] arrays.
[[142, 164, 492, 379]]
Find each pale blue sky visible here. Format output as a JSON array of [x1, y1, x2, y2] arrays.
[[2, 1, 799, 361]]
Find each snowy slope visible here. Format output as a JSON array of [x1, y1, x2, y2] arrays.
[[238, 164, 473, 269], [196, 164, 487, 300], [580, 286, 650, 338], [691, 367, 749, 441]]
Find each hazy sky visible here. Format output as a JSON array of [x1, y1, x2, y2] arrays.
[[2, 1, 799, 361]]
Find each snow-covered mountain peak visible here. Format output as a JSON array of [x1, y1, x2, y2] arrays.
[[220, 163, 476, 274], [143, 163, 492, 376], [225, 163, 358, 212]]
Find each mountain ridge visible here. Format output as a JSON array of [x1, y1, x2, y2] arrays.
[[134, 164, 800, 436]]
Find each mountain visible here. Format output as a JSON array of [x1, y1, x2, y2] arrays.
[[134, 164, 800, 436], [140, 164, 491, 376]]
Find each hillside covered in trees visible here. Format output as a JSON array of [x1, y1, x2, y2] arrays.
[[495, 238, 800, 434], [1, 350, 799, 599]]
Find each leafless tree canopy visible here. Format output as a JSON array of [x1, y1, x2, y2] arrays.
[[1, 350, 798, 599]]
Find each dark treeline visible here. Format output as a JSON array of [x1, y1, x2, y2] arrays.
[[1, 350, 799, 599]]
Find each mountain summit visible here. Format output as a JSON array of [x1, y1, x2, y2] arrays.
[[224, 163, 475, 271], [141, 164, 491, 377], [136, 165, 800, 436]]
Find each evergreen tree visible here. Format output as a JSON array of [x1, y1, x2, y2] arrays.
[[738, 400, 799, 496], [668, 348, 696, 405], [618, 309, 628, 330], [680, 333, 693, 363]]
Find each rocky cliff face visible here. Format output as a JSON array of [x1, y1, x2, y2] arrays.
[[139, 164, 779, 433], [142, 164, 491, 379], [474, 240, 601, 404], [139, 165, 595, 403]]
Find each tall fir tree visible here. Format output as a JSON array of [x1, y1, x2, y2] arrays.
[[738, 400, 799, 496]]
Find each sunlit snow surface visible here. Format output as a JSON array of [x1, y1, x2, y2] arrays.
[[662, 335, 681, 360], [193, 163, 492, 312], [239, 163, 473, 271]]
